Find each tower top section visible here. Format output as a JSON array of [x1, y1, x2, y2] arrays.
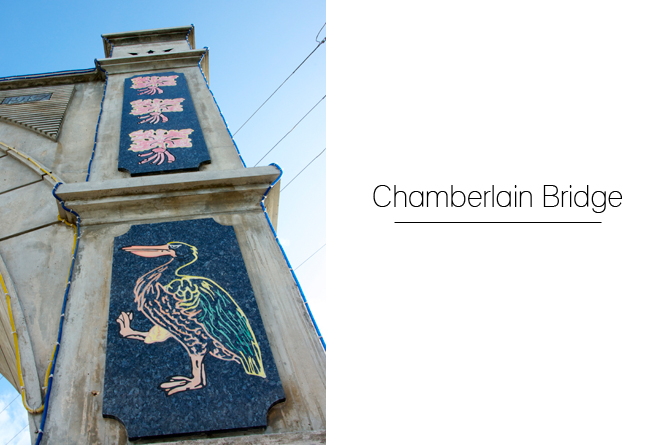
[[101, 26, 196, 59], [98, 25, 208, 80]]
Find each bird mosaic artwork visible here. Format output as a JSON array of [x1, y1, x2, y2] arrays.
[[116, 241, 266, 395]]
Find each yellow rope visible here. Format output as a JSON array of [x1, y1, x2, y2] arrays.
[[0, 140, 49, 413], [0, 142, 77, 420], [0, 141, 77, 416], [57, 215, 76, 229], [43, 346, 56, 394], [0, 215, 77, 414], [0, 271, 43, 414], [0, 141, 60, 184], [0, 217, 78, 414]]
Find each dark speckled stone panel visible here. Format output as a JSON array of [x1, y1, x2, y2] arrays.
[[103, 218, 284, 440], [118, 71, 210, 176]]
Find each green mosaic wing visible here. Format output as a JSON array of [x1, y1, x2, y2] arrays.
[[196, 279, 265, 377]]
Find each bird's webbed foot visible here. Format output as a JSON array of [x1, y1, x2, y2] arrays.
[[159, 376, 205, 395]]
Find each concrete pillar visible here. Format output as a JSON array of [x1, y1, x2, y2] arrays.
[[0, 26, 325, 444]]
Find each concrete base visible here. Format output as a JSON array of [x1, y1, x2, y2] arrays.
[[156, 430, 326, 445]]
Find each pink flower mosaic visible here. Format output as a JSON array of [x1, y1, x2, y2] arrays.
[[131, 75, 178, 95], [128, 129, 194, 165], [130, 98, 185, 124]]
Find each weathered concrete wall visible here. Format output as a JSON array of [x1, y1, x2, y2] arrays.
[[0, 81, 104, 183], [0, 181, 57, 240], [0, 118, 59, 175], [0, 110, 97, 442], [0, 78, 105, 389], [55, 82, 106, 183], [0, 154, 41, 193], [0, 223, 77, 383]]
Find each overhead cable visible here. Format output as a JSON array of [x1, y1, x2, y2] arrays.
[[281, 147, 326, 192], [295, 244, 326, 271], [315, 23, 326, 43], [233, 31, 326, 137], [4, 424, 28, 445], [0, 393, 20, 417], [253, 95, 326, 167]]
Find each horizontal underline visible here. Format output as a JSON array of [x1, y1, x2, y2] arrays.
[[394, 221, 602, 224]]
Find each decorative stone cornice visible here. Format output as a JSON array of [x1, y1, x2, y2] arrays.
[[102, 26, 195, 58], [55, 167, 281, 226], [0, 68, 103, 91], [97, 49, 208, 75]]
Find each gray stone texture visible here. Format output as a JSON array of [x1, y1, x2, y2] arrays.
[[0, 154, 41, 194], [0, 223, 77, 383], [55, 82, 106, 183], [0, 181, 57, 240]]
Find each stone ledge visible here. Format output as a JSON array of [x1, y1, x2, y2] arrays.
[[102, 26, 195, 58], [98, 49, 208, 75], [0, 69, 103, 91], [56, 167, 281, 226], [154, 430, 326, 445]]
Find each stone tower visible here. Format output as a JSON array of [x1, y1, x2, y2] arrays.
[[0, 26, 325, 444]]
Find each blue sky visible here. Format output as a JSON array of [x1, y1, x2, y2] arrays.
[[0, 1, 325, 443]]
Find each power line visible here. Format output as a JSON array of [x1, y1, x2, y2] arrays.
[[253, 95, 325, 167], [0, 393, 20, 417], [315, 23, 326, 43], [4, 424, 27, 445], [233, 32, 326, 137], [281, 148, 326, 192], [294, 244, 326, 271]]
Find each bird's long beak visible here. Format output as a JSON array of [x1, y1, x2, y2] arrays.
[[122, 244, 176, 258]]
